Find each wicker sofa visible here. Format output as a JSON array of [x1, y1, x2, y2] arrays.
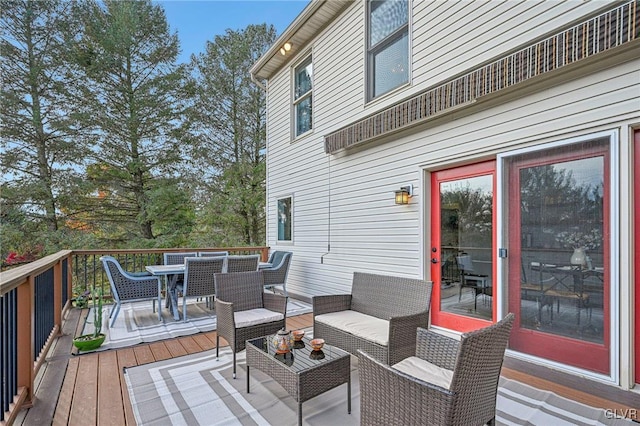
[[312, 272, 432, 365]]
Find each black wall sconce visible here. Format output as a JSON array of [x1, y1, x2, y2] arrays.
[[394, 184, 413, 205]]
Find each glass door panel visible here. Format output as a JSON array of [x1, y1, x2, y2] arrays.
[[506, 137, 610, 374], [431, 162, 495, 331]]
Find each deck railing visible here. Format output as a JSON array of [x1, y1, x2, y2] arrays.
[[0, 246, 268, 425]]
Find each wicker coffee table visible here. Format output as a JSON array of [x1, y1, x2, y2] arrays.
[[246, 334, 351, 426]]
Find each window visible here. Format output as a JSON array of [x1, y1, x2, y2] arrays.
[[294, 56, 312, 136], [277, 196, 292, 242], [367, 0, 409, 100]]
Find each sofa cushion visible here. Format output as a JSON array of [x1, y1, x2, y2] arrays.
[[392, 356, 454, 389], [235, 308, 284, 328], [315, 310, 389, 346]]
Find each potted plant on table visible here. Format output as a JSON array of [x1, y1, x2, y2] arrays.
[[73, 288, 106, 351]]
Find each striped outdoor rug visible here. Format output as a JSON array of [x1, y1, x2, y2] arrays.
[[77, 298, 312, 354], [124, 346, 634, 425]]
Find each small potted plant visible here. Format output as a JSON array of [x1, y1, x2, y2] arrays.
[[73, 288, 106, 351], [73, 286, 91, 309]]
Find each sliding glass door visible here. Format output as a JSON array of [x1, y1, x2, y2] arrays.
[[505, 136, 610, 374]]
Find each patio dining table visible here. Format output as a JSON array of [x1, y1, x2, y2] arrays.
[[145, 262, 273, 320]]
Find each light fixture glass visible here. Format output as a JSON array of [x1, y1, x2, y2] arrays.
[[280, 42, 292, 56], [394, 184, 413, 205]]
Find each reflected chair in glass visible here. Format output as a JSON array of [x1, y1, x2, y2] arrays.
[[225, 254, 260, 273], [456, 255, 491, 310], [101, 256, 162, 327], [358, 313, 515, 426], [171, 257, 225, 321], [262, 251, 292, 297], [214, 271, 287, 378]]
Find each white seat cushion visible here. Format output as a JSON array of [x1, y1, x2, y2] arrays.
[[234, 308, 284, 328], [392, 356, 454, 389], [315, 310, 389, 346]]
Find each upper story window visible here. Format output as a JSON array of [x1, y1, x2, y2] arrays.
[[294, 56, 313, 137], [367, 0, 409, 100]]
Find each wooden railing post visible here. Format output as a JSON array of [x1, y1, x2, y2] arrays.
[[261, 247, 270, 262], [53, 261, 62, 336], [16, 277, 34, 407]]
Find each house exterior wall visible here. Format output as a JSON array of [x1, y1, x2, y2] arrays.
[[261, 0, 639, 387]]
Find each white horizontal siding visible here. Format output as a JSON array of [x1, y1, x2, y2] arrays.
[[264, 0, 638, 299]]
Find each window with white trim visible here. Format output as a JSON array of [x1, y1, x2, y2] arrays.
[[367, 0, 409, 100], [277, 196, 292, 242], [294, 56, 312, 137]]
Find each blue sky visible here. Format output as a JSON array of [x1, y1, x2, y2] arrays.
[[157, 0, 310, 63]]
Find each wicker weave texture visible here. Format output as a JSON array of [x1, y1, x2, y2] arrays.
[[246, 335, 350, 424], [358, 313, 515, 426], [163, 252, 198, 265], [226, 255, 260, 272], [214, 271, 287, 375], [102, 256, 158, 301], [350, 272, 432, 319], [262, 251, 292, 295], [312, 273, 432, 365], [214, 271, 264, 312], [182, 257, 223, 297]]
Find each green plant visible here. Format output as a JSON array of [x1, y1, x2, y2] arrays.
[[91, 288, 103, 337], [74, 286, 90, 308]]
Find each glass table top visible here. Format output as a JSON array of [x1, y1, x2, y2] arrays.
[[247, 334, 349, 372]]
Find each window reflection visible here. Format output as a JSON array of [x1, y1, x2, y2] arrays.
[[440, 175, 493, 320], [517, 144, 605, 344]]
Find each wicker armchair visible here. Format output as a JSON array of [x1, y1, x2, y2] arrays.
[[214, 271, 287, 378], [313, 272, 432, 365], [171, 257, 225, 321], [262, 251, 292, 296], [358, 313, 515, 426], [101, 256, 161, 327], [225, 254, 260, 272]]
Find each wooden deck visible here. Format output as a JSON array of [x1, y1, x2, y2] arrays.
[[15, 307, 639, 425]]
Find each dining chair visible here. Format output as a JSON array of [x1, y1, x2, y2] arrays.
[[214, 271, 287, 378], [225, 254, 260, 273], [171, 257, 225, 321], [358, 313, 515, 426], [162, 252, 198, 296], [198, 251, 229, 257], [262, 251, 292, 296], [456, 254, 491, 310], [164, 252, 199, 265], [101, 256, 161, 327]]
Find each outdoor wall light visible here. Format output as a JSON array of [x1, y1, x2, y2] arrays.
[[394, 184, 413, 205], [280, 42, 292, 55]]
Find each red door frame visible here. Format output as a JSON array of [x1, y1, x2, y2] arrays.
[[507, 142, 610, 374], [634, 129, 640, 384], [430, 161, 496, 332]]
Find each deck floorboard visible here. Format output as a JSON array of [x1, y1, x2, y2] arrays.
[[18, 309, 637, 425]]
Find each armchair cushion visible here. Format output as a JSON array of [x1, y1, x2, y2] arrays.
[[314, 310, 389, 346], [234, 308, 285, 328], [392, 356, 454, 390]]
